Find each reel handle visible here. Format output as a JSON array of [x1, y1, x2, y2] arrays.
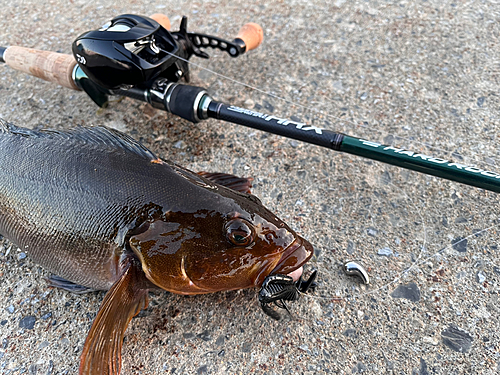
[[151, 14, 263, 52], [149, 13, 171, 30], [235, 23, 263, 51]]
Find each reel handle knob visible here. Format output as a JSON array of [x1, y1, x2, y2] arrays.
[[149, 13, 171, 31], [236, 23, 263, 51]]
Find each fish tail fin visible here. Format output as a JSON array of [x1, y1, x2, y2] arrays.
[[79, 258, 149, 375]]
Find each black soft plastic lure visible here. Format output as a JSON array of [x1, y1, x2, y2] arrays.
[[259, 270, 318, 320]]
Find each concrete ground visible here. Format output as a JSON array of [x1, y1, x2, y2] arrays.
[[0, 0, 499, 374]]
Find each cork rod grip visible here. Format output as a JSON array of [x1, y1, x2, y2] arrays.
[[3, 46, 78, 90], [236, 23, 264, 51], [1, 13, 170, 91]]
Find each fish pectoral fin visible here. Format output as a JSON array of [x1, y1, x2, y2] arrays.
[[79, 258, 149, 375], [197, 171, 253, 194], [46, 275, 96, 294]]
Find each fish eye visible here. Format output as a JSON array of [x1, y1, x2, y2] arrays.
[[225, 218, 255, 246]]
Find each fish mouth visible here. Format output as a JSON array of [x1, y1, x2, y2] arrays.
[[269, 236, 314, 280]]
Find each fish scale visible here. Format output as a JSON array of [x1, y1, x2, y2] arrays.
[[0, 130, 125, 289], [0, 122, 165, 287]]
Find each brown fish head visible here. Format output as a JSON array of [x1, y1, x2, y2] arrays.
[[128, 190, 313, 295]]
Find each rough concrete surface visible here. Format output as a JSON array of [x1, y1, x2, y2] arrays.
[[0, 0, 499, 374]]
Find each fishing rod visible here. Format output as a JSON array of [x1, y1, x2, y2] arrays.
[[1, 13, 499, 193]]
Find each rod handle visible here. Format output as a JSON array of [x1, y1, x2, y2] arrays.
[[149, 13, 171, 31], [3, 46, 78, 90], [235, 23, 264, 51]]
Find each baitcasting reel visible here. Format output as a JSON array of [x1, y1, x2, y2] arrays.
[[72, 14, 262, 90]]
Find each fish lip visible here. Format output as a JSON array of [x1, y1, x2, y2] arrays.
[[269, 236, 314, 276]]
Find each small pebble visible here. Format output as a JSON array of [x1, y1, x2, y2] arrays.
[[19, 316, 36, 330], [38, 341, 49, 350], [346, 241, 355, 255], [215, 335, 225, 346], [343, 328, 358, 339], [472, 229, 483, 237], [452, 237, 467, 253], [380, 171, 391, 185], [263, 100, 274, 112], [173, 140, 186, 149], [352, 361, 367, 373], [243, 98, 254, 108], [197, 365, 208, 374], [6, 305, 15, 314], [383, 134, 394, 145], [391, 282, 421, 302], [419, 358, 429, 375], [377, 247, 393, 257], [441, 325, 473, 353], [41, 312, 52, 320], [422, 336, 439, 346], [241, 341, 252, 353], [476, 272, 486, 284], [196, 330, 211, 342]]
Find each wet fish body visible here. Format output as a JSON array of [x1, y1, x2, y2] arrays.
[[0, 120, 313, 374]]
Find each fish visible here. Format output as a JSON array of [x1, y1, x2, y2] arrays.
[[0, 119, 313, 375]]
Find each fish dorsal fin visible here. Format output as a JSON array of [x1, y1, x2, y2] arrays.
[[0, 118, 39, 136], [0, 119, 9, 133], [79, 258, 149, 375], [197, 171, 253, 194], [0, 119, 156, 160]]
